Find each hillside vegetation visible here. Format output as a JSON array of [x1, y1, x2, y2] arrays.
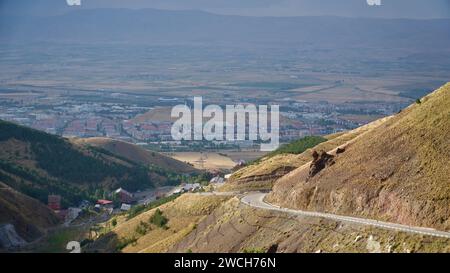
[[0, 120, 184, 206], [74, 137, 196, 173], [87, 194, 231, 253], [256, 136, 327, 163]]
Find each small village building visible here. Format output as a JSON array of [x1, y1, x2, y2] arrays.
[[48, 195, 61, 211], [97, 199, 114, 209], [56, 209, 68, 221], [115, 188, 134, 204], [236, 160, 246, 167], [172, 188, 183, 195], [65, 208, 82, 224], [208, 169, 221, 177], [182, 183, 201, 192], [120, 204, 132, 211], [210, 176, 225, 184]]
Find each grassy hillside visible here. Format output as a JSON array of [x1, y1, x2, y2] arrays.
[[249, 136, 327, 165], [73, 137, 197, 174], [86, 194, 231, 253], [223, 117, 392, 192], [0, 120, 184, 207], [268, 83, 450, 231]]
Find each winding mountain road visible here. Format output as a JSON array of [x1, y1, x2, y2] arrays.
[[240, 192, 450, 239]]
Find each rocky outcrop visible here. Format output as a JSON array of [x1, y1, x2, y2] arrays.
[[230, 166, 297, 184], [308, 151, 335, 179]]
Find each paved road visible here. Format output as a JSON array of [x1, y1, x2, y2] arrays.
[[241, 192, 450, 239], [195, 191, 238, 196]]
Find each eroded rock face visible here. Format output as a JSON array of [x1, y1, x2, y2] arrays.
[[0, 224, 27, 249], [231, 166, 297, 184], [267, 244, 278, 253], [308, 151, 335, 179]]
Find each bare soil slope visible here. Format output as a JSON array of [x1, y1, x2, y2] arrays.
[[169, 198, 450, 253]]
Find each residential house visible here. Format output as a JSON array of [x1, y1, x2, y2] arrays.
[[114, 188, 134, 204]]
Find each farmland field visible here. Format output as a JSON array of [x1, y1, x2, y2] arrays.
[[166, 150, 265, 170]]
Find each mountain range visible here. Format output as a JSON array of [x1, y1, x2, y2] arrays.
[[1, 8, 450, 51]]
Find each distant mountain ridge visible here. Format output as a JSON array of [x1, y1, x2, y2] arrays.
[[1, 8, 450, 49], [1, 0, 449, 19]]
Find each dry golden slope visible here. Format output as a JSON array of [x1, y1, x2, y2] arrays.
[[223, 115, 393, 192], [90, 194, 450, 253], [74, 137, 197, 173], [268, 83, 450, 231], [88, 194, 231, 253]]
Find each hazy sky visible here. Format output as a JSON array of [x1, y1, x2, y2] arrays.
[[1, 0, 450, 18]]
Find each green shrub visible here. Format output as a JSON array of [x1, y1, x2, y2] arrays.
[[248, 136, 327, 166], [115, 237, 137, 251], [242, 248, 266, 253], [135, 221, 150, 235], [270, 136, 327, 156], [149, 209, 168, 228]]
